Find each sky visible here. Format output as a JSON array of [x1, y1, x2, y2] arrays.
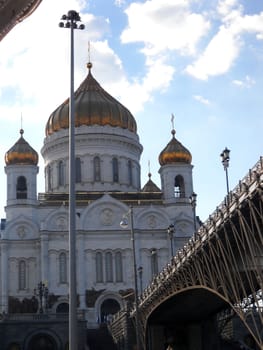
[[0, 0, 262, 222]]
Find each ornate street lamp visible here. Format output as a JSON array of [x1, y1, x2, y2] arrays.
[[189, 192, 197, 240], [120, 206, 141, 350], [167, 224, 175, 258], [59, 10, 84, 350], [34, 281, 49, 313], [220, 147, 230, 197]]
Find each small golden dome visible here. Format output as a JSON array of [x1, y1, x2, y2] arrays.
[[159, 129, 192, 165], [5, 129, 39, 166], [45, 63, 137, 136]]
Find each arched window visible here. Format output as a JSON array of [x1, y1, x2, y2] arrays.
[[128, 160, 132, 186], [94, 156, 101, 182], [76, 157, 81, 183], [59, 252, 67, 283], [56, 302, 69, 313], [151, 249, 158, 278], [96, 252, 103, 283], [16, 176, 27, 199], [100, 298, 120, 323], [112, 158, 119, 182], [58, 160, 65, 187], [47, 165, 52, 191], [174, 175, 185, 198], [18, 260, 26, 290], [105, 252, 113, 282], [115, 252, 123, 282]]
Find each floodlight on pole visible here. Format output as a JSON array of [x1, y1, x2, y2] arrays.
[[220, 147, 230, 197], [59, 10, 84, 350], [189, 192, 197, 240]]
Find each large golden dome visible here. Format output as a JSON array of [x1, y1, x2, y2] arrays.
[[45, 63, 137, 136], [159, 129, 192, 165], [5, 129, 39, 165]]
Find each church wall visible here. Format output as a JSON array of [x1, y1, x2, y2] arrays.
[[1, 68, 196, 328], [0, 194, 195, 322]]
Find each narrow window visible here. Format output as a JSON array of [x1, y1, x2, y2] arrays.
[[76, 157, 81, 183], [112, 158, 119, 182], [18, 260, 26, 290], [16, 176, 27, 199], [94, 156, 101, 182], [128, 160, 132, 186], [47, 165, 52, 191], [174, 175, 185, 198], [105, 252, 113, 282], [59, 252, 67, 283], [115, 252, 123, 282], [58, 161, 65, 186], [96, 252, 103, 283], [151, 249, 158, 278]]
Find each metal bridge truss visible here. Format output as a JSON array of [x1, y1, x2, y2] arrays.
[[137, 157, 263, 349]]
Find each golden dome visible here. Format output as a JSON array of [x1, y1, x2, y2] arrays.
[[159, 129, 192, 165], [45, 63, 137, 136], [5, 129, 38, 166]]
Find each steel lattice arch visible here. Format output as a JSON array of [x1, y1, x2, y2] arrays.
[[111, 158, 263, 350]]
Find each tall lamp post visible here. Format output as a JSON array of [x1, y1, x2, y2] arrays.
[[59, 11, 84, 350], [167, 224, 175, 258], [189, 192, 197, 240], [220, 147, 230, 197], [120, 206, 141, 350]]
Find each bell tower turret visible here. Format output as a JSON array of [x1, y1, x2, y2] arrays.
[[5, 129, 39, 209], [159, 128, 193, 203]]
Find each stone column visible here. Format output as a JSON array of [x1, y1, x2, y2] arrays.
[[77, 233, 85, 309], [40, 233, 49, 283], [1, 242, 9, 313]]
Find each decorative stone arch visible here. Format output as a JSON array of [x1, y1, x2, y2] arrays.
[[24, 328, 62, 350], [51, 297, 69, 314], [175, 212, 194, 238], [136, 208, 170, 230], [4, 215, 39, 240], [41, 206, 68, 231], [80, 194, 129, 230], [94, 292, 124, 324]]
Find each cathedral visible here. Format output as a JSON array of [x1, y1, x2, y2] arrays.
[[0, 61, 196, 328]]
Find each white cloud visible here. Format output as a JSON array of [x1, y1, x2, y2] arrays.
[[186, 1, 263, 80], [217, 0, 243, 22], [121, 0, 210, 56], [114, 0, 126, 7], [99, 53, 175, 113], [0, 0, 176, 136], [185, 25, 240, 80], [232, 75, 255, 88], [0, 0, 115, 127], [194, 95, 210, 105]]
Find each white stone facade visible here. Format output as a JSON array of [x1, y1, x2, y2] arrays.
[[0, 74, 196, 328]]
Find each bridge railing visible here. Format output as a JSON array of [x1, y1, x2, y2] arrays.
[[139, 156, 263, 304]]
